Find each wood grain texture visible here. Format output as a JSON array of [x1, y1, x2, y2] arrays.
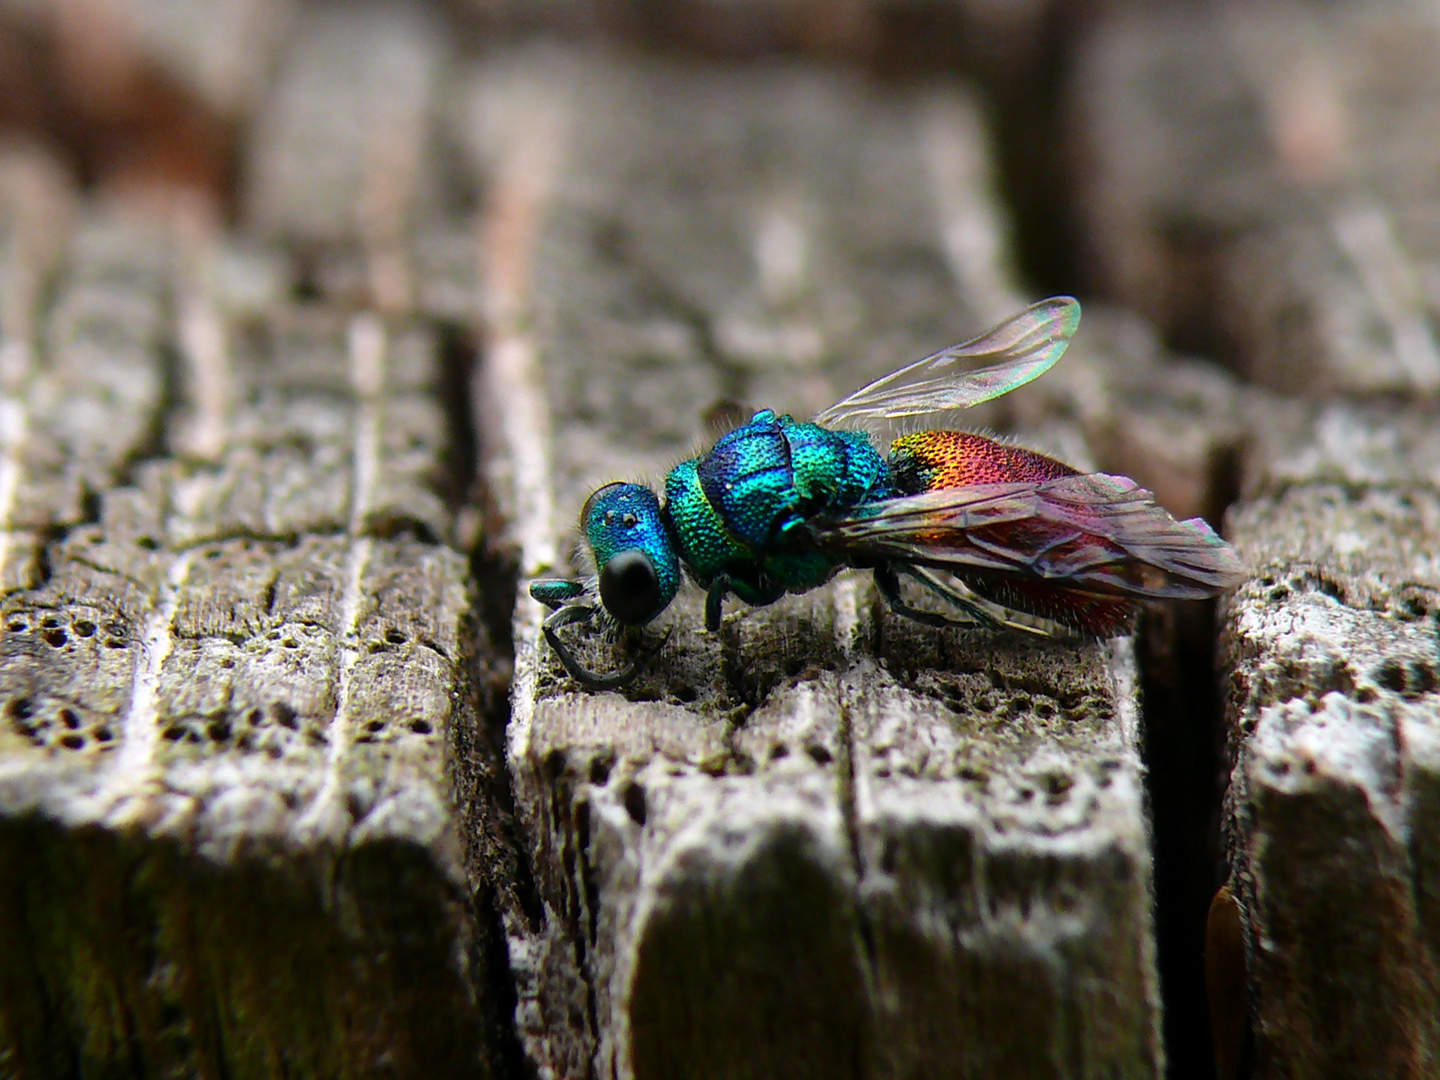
[[1220, 401, 1440, 1079], [1070, 0, 1440, 399], [467, 47, 1163, 1079], [242, 0, 451, 314], [0, 113, 509, 1080]]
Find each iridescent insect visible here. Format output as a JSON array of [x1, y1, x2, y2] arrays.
[[530, 297, 1244, 689]]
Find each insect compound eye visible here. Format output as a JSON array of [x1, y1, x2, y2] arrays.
[[599, 549, 662, 626]]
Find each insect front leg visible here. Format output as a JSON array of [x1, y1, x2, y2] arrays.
[[540, 603, 641, 690], [530, 578, 588, 611]]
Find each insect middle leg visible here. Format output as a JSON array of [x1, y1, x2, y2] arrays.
[[704, 576, 733, 632]]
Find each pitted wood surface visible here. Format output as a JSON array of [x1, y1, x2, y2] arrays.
[[10, 3, 1430, 1077], [470, 48, 1163, 1079], [1220, 401, 1440, 1079], [0, 123, 506, 1080]]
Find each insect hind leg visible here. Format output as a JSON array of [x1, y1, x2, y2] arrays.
[[541, 603, 641, 690], [878, 563, 1064, 639], [875, 563, 994, 630]]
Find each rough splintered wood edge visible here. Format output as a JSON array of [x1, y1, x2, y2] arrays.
[[1069, 2, 1440, 399], [467, 46, 1162, 1079], [1219, 402, 1440, 1080], [0, 193, 509, 1077]]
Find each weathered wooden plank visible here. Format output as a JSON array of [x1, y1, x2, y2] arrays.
[[242, 1, 450, 314], [1071, 0, 1440, 398], [0, 201, 167, 611], [0, 143, 76, 596], [0, 205, 511, 1076], [1219, 401, 1440, 1079], [466, 47, 1162, 1078]]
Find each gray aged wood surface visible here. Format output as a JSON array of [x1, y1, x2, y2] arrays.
[[9, 1, 1438, 1078], [1219, 402, 1440, 1080], [466, 47, 1164, 1079], [0, 6, 517, 1074], [1071, 0, 1440, 399]]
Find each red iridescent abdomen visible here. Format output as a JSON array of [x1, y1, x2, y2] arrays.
[[889, 430, 1076, 489], [888, 430, 1135, 636]]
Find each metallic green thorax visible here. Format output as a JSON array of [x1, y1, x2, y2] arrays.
[[663, 409, 891, 606]]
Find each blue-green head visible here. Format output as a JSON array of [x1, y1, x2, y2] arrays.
[[582, 482, 681, 626]]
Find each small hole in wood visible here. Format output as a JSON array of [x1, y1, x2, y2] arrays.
[[622, 782, 647, 826], [270, 703, 298, 729], [8, 698, 33, 720], [1042, 771, 1072, 798], [1376, 660, 1408, 693], [59, 708, 80, 730], [59, 733, 85, 750], [73, 620, 96, 637], [43, 629, 68, 647], [806, 744, 833, 766], [409, 719, 432, 734], [588, 755, 613, 785], [544, 749, 567, 782], [385, 628, 407, 645], [880, 838, 898, 875]]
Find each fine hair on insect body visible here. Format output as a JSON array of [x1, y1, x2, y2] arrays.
[[530, 297, 1246, 690]]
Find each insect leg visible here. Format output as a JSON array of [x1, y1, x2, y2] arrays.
[[704, 576, 733, 632], [531, 578, 588, 611], [875, 563, 988, 630], [541, 604, 640, 690], [903, 564, 1064, 639]]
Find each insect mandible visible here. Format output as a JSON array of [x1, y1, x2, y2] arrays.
[[529, 297, 1245, 689]]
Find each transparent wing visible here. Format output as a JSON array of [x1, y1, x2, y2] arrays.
[[813, 296, 1081, 429], [814, 473, 1245, 600]]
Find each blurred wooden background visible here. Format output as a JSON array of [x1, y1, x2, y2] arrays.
[[0, 1, 1436, 1078]]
